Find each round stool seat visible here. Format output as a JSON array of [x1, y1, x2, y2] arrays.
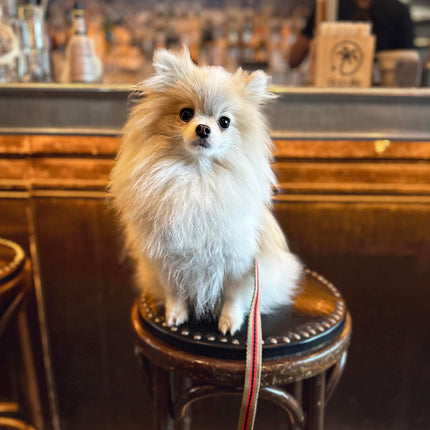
[[132, 270, 351, 429], [137, 268, 348, 362], [0, 237, 25, 300], [0, 238, 26, 334], [0, 238, 25, 280], [133, 269, 351, 388]]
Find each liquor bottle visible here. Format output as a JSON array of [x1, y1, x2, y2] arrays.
[[422, 47, 430, 87], [72, 2, 85, 36], [66, 2, 102, 83], [226, 16, 240, 71], [241, 19, 254, 64], [0, 2, 20, 82], [199, 18, 214, 66]]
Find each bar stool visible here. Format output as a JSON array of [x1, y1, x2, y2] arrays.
[[0, 237, 40, 430], [132, 268, 351, 430]]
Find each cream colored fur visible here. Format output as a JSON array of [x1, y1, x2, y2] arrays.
[[110, 47, 302, 334]]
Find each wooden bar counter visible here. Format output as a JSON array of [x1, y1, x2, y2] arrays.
[[0, 84, 429, 430]]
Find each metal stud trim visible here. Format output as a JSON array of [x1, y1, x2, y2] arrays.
[[138, 267, 346, 348]]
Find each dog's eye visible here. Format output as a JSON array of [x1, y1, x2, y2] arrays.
[[219, 116, 230, 129], [180, 108, 194, 122]]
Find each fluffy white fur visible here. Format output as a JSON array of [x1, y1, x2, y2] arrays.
[[110, 47, 302, 335]]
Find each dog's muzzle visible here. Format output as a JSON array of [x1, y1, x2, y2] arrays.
[[194, 138, 211, 149]]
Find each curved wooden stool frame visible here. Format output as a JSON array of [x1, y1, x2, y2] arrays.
[[0, 238, 41, 430], [132, 303, 351, 430]]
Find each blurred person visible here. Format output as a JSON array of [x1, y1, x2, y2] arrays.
[[289, 0, 415, 68]]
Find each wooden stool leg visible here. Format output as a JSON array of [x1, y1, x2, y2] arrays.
[[177, 407, 191, 430], [302, 373, 325, 430], [326, 351, 348, 402], [291, 381, 304, 430], [152, 365, 174, 430], [17, 308, 44, 430], [172, 375, 191, 430]]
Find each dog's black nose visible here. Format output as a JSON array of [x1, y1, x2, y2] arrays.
[[195, 124, 211, 139]]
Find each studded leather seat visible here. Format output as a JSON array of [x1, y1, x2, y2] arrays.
[[132, 268, 351, 430]]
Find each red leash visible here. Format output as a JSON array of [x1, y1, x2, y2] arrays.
[[237, 260, 262, 430]]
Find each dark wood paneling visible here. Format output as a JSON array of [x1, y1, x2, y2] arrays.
[[274, 199, 430, 430], [0, 198, 30, 250], [0, 135, 31, 154], [273, 139, 430, 160], [32, 197, 149, 430], [31, 159, 114, 190], [30, 135, 119, 156], [273, 162, 430, 195]]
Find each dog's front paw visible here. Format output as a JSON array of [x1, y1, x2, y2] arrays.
[[165, 300, 189, 327], [218, 306, 245, 335]]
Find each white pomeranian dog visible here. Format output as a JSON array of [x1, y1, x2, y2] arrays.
[[110, 47, 302, 335]]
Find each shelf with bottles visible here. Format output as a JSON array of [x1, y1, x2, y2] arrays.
[[45, 0, 311, 85], [0, 0, 52, 83]]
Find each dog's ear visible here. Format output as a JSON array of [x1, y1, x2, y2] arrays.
[[239, 69, 276, 105], [152, 46, 193, 84]]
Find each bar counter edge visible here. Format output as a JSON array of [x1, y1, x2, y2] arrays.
[[1, 84, 430, 140]]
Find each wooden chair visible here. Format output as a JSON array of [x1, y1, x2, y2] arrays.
[[132, 268, 351, 430], [0, 238, 40, 430]]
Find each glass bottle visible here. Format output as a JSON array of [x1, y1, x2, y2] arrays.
[[68, 2, 102, 83]]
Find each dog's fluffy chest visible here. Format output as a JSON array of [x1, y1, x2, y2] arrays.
[[140, 163, 264, 277]]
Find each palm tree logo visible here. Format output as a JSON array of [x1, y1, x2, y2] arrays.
[[330, 41, 364, 76]]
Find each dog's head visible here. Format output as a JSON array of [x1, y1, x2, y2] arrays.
[[131, 47, 274, 163]]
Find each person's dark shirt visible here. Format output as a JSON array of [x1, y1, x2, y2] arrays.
[[302, 0, 415, 51]]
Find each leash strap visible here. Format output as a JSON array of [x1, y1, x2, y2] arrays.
[[237, 260, 262, 430]]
